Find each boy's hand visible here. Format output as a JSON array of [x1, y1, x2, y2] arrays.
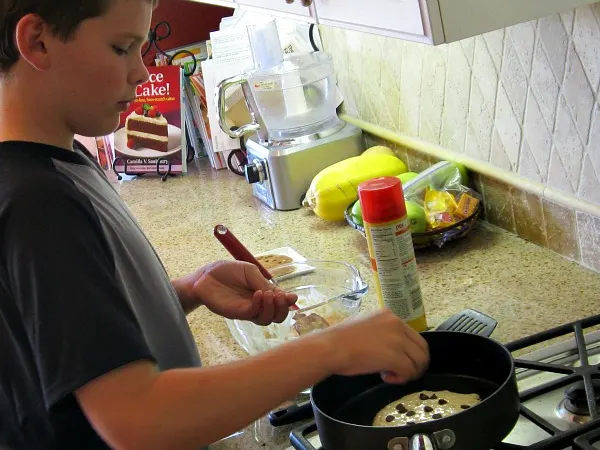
[[317, 309, 430, 384], [175, 261, 297, 324]]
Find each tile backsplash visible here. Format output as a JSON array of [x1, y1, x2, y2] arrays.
[[319, 4, 600, 272]]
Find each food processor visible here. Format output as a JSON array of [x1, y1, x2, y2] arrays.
[[216, 21, 364, 211]]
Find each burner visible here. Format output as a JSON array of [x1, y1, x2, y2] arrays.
[[556, 380, 600, 426]]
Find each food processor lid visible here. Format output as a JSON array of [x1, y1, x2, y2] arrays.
[[250, 51, 333, 79]]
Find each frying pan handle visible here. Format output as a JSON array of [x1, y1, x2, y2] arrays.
[[404, 430, 455, 450], [408, 435, 435, 450], [268, 401, 313, 427]]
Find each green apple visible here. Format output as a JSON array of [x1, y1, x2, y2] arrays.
[[397, 172, 419, 186], [406, 201, 427, 234], [351, 200, 363, 226]]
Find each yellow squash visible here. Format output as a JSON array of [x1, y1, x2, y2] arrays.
[[303, 154, 408, 221]]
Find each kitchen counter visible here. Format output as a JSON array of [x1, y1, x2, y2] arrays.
[[116, 159, 600, 450]]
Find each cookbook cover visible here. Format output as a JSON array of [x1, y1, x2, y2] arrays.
[[113, 65, 186, 175]]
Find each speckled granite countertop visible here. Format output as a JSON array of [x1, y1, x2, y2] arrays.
[[115, 159, 600, 450]]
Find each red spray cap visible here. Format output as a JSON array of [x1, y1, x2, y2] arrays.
[[358, 177, 406, 224]]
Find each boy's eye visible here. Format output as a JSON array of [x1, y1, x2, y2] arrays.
[[112, 45, 128, 56]]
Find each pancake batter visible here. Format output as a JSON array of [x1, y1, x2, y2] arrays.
[[373, 390, 480, 427]]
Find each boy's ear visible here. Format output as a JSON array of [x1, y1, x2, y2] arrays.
[[14, 14, 52, 71]]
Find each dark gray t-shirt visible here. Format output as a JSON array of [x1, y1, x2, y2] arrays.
[[0, 141, 200, 449]]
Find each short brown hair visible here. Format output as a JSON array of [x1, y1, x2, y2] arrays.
[[0, 0, 158, 72]]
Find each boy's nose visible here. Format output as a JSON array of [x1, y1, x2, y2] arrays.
[[130, 59, 150, 86]]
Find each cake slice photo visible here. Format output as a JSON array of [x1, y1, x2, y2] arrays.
[[126, 104, 169, 152]]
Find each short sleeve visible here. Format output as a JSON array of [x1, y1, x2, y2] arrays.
[[1, 179, 154, 408]]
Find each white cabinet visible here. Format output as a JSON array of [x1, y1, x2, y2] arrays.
[[235, 0, 318, 23], [188, 0, 598, 44], [188, 0, 236, 8], [316, 0, 596, 44], [316, 0, 442, 44]]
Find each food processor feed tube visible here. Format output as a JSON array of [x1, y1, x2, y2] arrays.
[[247, 21, 308, 118], [358, 177, 428, 332]]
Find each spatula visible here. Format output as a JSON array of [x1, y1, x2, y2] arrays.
[[214, 225, 335, 334]]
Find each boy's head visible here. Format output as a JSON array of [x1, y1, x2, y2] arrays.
[[0, 0, 157, 141]]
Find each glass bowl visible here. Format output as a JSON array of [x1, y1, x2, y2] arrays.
[[225, 259, 368, 355]]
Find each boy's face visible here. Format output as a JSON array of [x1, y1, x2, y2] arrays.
[[45, 0, 152, 137]]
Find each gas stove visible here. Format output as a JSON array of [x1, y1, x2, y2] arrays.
[[288, 315, 600, 450]]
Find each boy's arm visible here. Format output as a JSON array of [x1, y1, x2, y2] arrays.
[[77, 309, 428, 450], [77, 332, 334, 450]]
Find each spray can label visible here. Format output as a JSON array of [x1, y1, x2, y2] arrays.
[[364, 215, 425, 325]]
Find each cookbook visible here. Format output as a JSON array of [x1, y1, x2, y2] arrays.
[[112, 65, 186, 175]]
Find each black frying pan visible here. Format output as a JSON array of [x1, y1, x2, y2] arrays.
[[270, 309, 497, 428], [310, 331, 519, 450]]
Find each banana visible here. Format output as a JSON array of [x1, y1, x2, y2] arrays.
[[303, 153, 408, 221]]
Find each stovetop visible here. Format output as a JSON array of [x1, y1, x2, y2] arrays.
[[288, 315, 600, 450]]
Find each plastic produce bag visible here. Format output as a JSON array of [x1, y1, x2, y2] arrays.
[[402, 161, 482, 233]]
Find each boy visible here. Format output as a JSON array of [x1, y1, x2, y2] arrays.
[[0, 1, 429, 449]]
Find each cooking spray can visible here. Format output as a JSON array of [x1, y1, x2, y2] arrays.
[[358, 177, 428, 332]]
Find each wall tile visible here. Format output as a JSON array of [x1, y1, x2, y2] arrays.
[[483, 29, 505, 73], [548, 145, 576, 194], [543, 199, 580, 260], [494, 84, 522, 168], [491, 128, 514, 171], [420, 46, 447, 145], [500, 38, 528, 123], [441, 43, 471, 154], [361, 32, 383, 87], [519, 140, 545, 183], [480, 176, 517, 233], [563, 44, 595, 140], [538, 14, 570, 82], [466, 80, 494, 162], [512, 191, 548, 247], [561, 10, 575, 34], [522, 91, 551, 181], [578, 154, 600, 204], [473, 36, 499, 106], [553, 96, 585, 191], [507, 20, 536, 74], [589, 103, 600, 173], [398, 43, 423, 136], [530, 40, 559, 131], [573, 5, 600, 91], [577, 211, 600, 272]]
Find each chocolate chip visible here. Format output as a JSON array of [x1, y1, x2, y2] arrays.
[[406, 410, 416, 417], [406, 421, 416, 425], [438, 399, 448, 405], [419, 393, 430, 400], [395, 403, 407, 413], [385, 415, 395, 422], [423, 405, 434, 413], [430, 393, 438, 399], [432, 413, 443, 419], [461, 404, 471, 409]]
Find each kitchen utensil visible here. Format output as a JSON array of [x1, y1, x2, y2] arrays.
[[244, 124, 364, 211], [269, 309, 497, 427], [215, 21, 363, 211], [303, 332, 518, 450], [213, 224, 277, 284], [217, 49, 340, 143], [435, 308, 496, 335], [224, 260, 367, 355], [213, 224, 299, 310]]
